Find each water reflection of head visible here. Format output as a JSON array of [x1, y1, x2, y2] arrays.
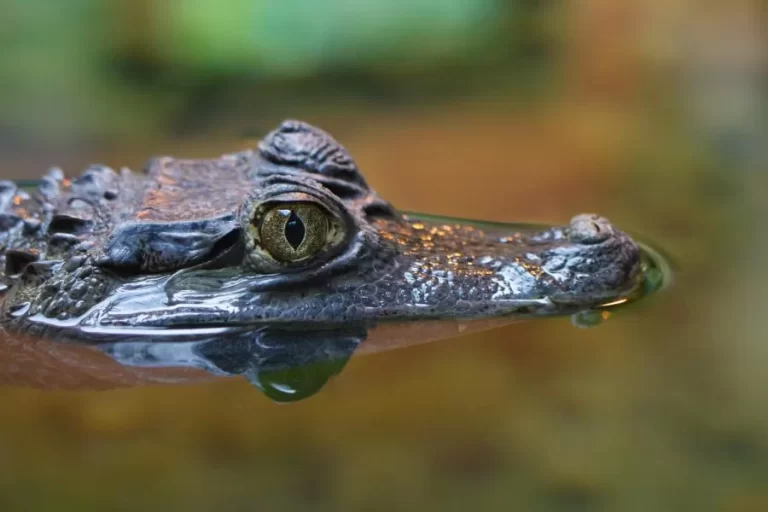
[[99, 325, 367, 402]]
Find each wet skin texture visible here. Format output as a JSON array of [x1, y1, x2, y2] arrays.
[[0, 121, 640, 342]]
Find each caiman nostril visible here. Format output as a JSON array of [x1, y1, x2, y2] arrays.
[[568, 214, 615, 245]]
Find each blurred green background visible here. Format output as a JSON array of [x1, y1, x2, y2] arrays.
[[0, 0, 766, 510]]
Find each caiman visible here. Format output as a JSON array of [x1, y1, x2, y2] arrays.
[[0, 121, 642, 345]]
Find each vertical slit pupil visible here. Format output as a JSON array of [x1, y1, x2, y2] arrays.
[[284, 211, 306, 250]]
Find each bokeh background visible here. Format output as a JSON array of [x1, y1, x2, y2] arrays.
[[0, 0, 766, 510]]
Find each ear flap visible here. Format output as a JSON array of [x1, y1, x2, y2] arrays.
[[100, 215, 241, 272]]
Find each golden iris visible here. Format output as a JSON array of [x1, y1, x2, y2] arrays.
[[258, 203, 328, 263]]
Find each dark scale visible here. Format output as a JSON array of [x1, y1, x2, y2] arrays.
[[284, 211, 305, 250]]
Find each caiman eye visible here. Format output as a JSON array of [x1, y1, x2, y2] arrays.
[[257, 203, 329, 263]]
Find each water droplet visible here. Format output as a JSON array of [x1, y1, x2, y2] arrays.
[[571, 309, 607, 328]]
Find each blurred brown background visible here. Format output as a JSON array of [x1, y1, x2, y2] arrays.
[[0, 0, 766, 510]]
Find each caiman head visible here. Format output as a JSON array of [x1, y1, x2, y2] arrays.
[[0, 121, 642, 342]]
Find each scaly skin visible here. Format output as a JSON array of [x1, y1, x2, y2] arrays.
[[0, 121, 641, 343]]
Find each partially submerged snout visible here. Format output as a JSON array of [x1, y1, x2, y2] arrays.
[[536, 213, 641, 303], [372, 212, 642, 314]]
